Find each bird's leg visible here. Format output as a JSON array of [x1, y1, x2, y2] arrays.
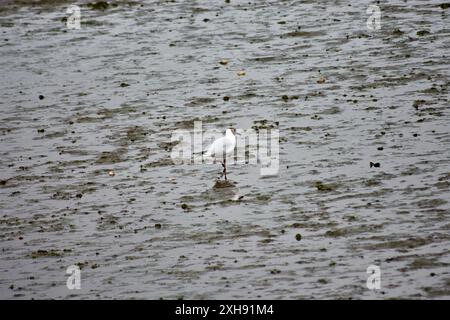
[[223, 158, 227, 180], [217, 160, 225, 180]]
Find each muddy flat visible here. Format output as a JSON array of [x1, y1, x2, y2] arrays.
[[0, 0, 449, 299]]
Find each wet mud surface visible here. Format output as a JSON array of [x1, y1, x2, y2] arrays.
[[0, 0, 449, 299]]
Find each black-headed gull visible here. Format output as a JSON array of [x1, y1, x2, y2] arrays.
[[204, 128, 236, 180]]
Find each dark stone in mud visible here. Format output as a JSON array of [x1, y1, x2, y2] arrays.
[[181, 203, 190, 210], [88, 2, 109, 10], [365, 179, 380, 187], [76, 193, 83, 198], [37, 128, 45, 133], [377, 147, 384, 151], [370, 162, 380, 168], [295, 233, 302, 241], [281, 95, 289, 101], [213, 180, 236, 189], [155, 223, 162, 229], [416, 30, 430, 37], [392, 29, 404, 36], [223, 96, 230, 101], [38, 95, 44, 100], [325, 229, 346, 237], [30, 249, 61, 258], [270, 269, 281, 274], [96, 150, 124, 164], [315, 181, 336, 192], [439, 3, 450, 9], [120, 82, 129, 87], [413, 100, 426, 109]]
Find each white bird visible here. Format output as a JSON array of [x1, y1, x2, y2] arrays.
[[204, 128, 236, 180]]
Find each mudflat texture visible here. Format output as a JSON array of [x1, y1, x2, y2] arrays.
[[0, 0, 449, 299]]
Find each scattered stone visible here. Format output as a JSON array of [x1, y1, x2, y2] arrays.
[[392, 29, 404, 36], [108, 170, 115, 177], [295, 233, 302, 241], [315, 181, 336, 192], [223, 96, 230, 101], [237, 70, 246, 76], [270, 269, 281, 274], [219, 59, 228, 65], [88, 1, 109, 10], [213, 180, 236, 189], [317, 76, 326, 84], [413, 99, 426, 109], [370, 162, 380, 168], [155, 223, 162, 229], [120, 82, 129, 87], [38, 95, 44, 100], [416, 30, 430, 36], [30, 249, 61, 258]]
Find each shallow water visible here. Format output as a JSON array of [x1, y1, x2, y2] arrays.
[[0, 0, 449, 299]]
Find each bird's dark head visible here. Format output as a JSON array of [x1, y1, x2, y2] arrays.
[[227, 128, 237, 136]]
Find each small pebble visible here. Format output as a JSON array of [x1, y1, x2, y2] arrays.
[[317, 77, 326, 84], [370, 162, 380, 168]]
